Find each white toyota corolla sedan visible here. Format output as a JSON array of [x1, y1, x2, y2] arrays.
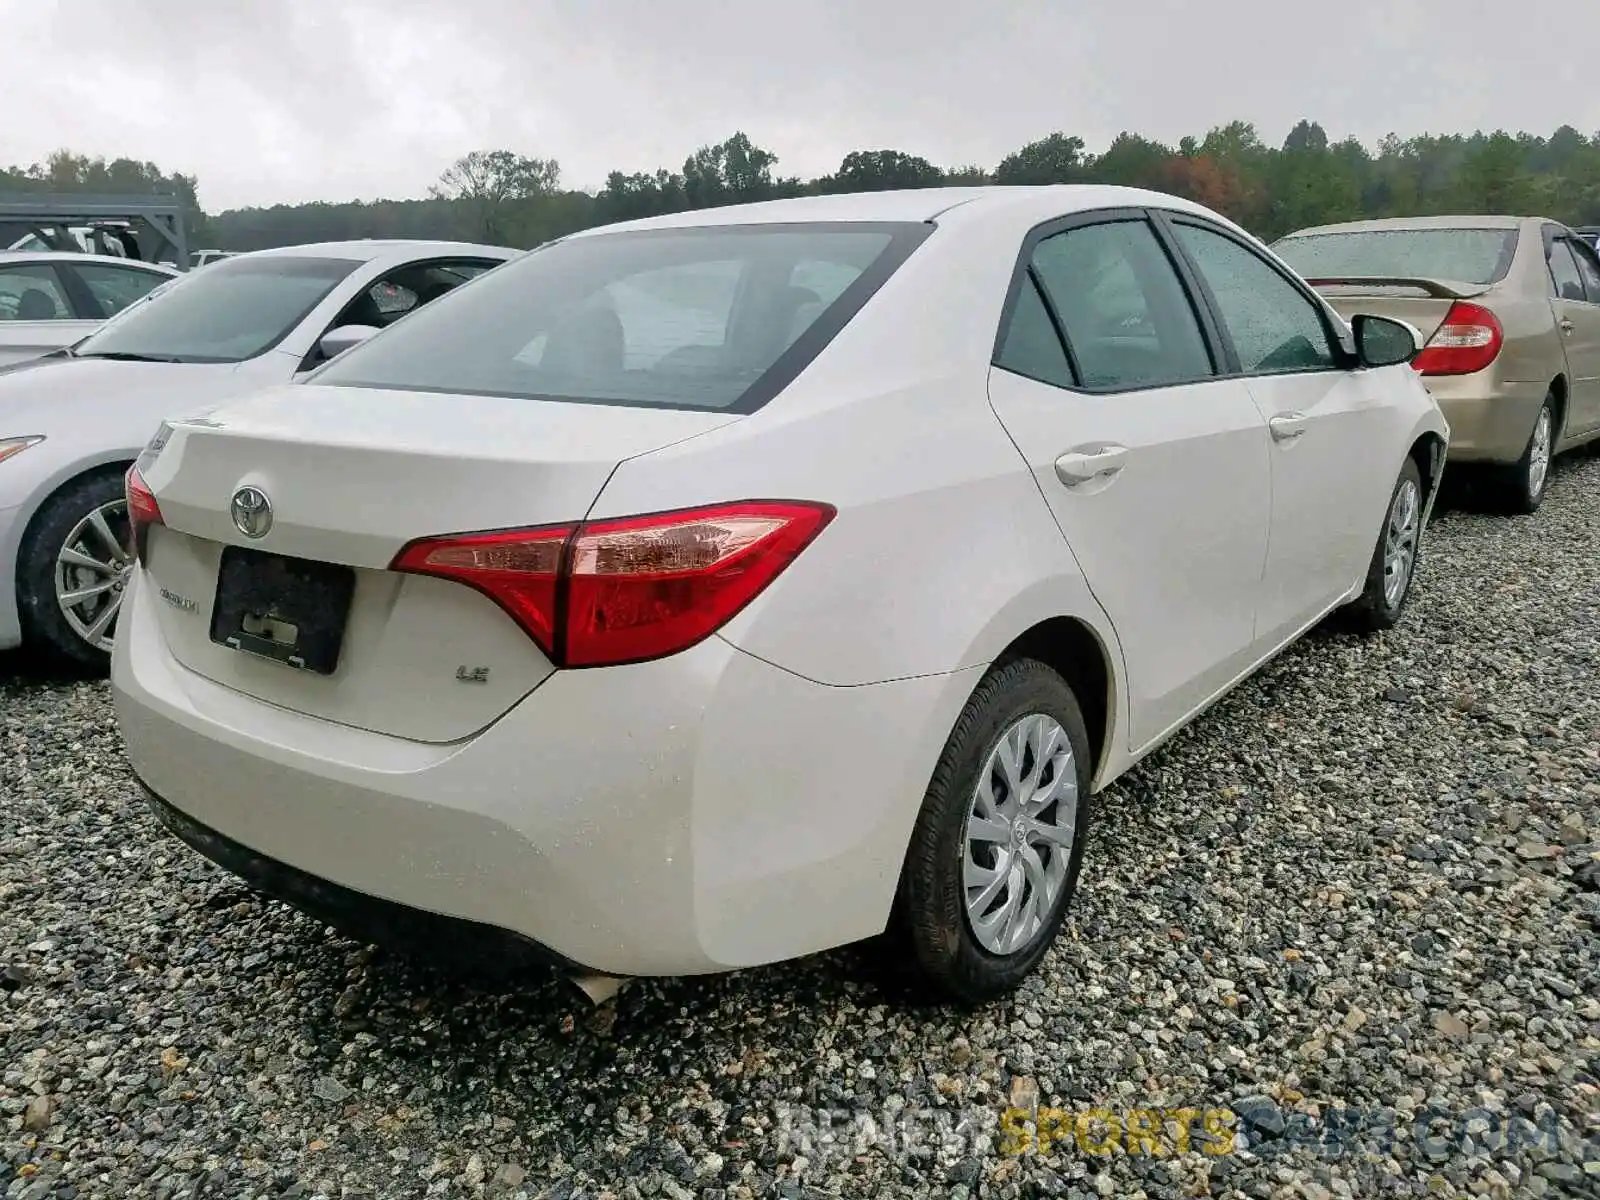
[[111, 185, 1448, 1004]]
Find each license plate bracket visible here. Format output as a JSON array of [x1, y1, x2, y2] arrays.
[[209, 545, 356, 675]]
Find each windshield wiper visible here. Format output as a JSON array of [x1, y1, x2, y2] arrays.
[[73, 351, 185, 364]]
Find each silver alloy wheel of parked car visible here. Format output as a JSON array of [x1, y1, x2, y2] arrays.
[[54, 499, 132, 652], [962, 712, 1079, 954], [1527, 406, 1553, 504], [1382, 475, 1421, 609]]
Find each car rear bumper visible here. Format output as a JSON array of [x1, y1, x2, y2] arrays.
[[137, 780, 585, 977], [112, 570, 976, 978], [1424, 378, 1547, 463]]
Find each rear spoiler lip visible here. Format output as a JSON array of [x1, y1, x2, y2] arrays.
[[1302, 275, 1490, 301]]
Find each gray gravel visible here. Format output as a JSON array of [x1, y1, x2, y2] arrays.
[[5, 452, 1600, 1200]]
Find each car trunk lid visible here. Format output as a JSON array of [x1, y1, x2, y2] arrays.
[[1306, 275, 1495, 343], [136, 382, 738, 742]]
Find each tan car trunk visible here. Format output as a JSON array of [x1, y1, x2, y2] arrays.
[[1307, 277, 1493, 344]]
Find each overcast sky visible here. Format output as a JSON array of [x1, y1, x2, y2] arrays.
[[6, 0, 1598, 213]]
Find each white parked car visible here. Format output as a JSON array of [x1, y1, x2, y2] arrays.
[[0, 240, 518, 670], [0, 251, 178, 367], [111, 186, 1448, 1003]]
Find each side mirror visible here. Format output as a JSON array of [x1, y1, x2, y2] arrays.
[[1352, 313, 1422, 369], [318, 324, 382, 360]]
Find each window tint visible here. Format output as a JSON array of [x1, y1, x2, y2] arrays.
[[1548, 239, 1586, 301], [1273, 227, 1519, 286], [70, 263, 169, 318], [71, 255, 359, 363], [0, 264, 73, 321], [996, 275, 1074, 387], [1029, 220, 1213, 390], [1569, 239, 1600, 302], [1175, 223, 1338, 374], [316, 225, 921, 411]]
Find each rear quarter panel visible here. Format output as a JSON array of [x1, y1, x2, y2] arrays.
[[1488, 288, 1566, 387]]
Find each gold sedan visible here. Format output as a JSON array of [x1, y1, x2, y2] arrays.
[[1274, 215, 1600, 514]]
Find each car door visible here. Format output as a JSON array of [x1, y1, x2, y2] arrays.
[[59, 260, 173, 321], [986, 210, 1273, 751], [1162, 215, 1398, 648], [1547, 231, 1600, 436], [0, 262, 96, 365]]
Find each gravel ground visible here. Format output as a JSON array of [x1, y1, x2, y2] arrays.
[[4, 453, 1600, 1200]]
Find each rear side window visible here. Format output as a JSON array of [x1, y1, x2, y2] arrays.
[[995, 276, 1074, 387], [1027, 219, 1214, 390], [315, 223, 929, 412], [1273, 227, 1519, 287]]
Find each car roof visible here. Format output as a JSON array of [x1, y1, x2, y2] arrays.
[[0, 250, 179, 272], [237, 239, 521, 265], [562, 184, 1248, 238], [1279, 214, 1540, 237]]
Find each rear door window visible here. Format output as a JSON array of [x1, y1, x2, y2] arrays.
[[1569, 238, 1600, 302], [1026, 218, 1215, 390], [1548, 238, 1588, 301]]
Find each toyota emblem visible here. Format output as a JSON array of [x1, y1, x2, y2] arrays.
[[230, 486, 273, 539]]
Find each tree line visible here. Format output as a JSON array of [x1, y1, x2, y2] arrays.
[[5, 121, 1600, 256]]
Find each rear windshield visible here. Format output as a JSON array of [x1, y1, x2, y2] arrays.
[[1273, 228, 1520, 287], [312, 222, 929, 412], [72, 255, 359, 364]]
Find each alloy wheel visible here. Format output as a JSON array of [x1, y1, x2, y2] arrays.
[[1382, 476, 1421, 609], [962, 712, 1080, 955], [1527, 407, 1552, 503], [54, 499, 133, 652]]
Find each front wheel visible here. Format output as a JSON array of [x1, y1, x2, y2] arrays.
[[891, 658, 1092, 1005], [1342, 456, 1425, 634], [15, 470, 134, 673]]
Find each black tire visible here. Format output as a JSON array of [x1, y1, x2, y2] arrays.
[[16, 469, 132, 674], [1488, 394, 1556, 515], [1342, 456, 1426, 634], [891, 657, 1092, 1005]]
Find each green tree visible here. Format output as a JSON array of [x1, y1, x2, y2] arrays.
[[429, 149, 561, 244], [994, 133, 1087, 185], [820, 150, 944, 193], [681, 132, 779, 208]]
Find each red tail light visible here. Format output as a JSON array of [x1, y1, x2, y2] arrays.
[[391, 500, 835, 668], [125, 465, 164, 562], [1411, 301, 1503, 376]]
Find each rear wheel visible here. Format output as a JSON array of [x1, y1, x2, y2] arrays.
[[1488, 395, 1555, 515], [16, 470, 133, 673], [892, 658, 1092, 1005]]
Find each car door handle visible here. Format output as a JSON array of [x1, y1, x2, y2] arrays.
[[1054, 445, 1129, 485], [1269, 413, 1308, 442], [1559, 317, 1574, 334]]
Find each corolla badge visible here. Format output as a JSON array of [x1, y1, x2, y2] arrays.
[[230, 486, 273, 538]]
